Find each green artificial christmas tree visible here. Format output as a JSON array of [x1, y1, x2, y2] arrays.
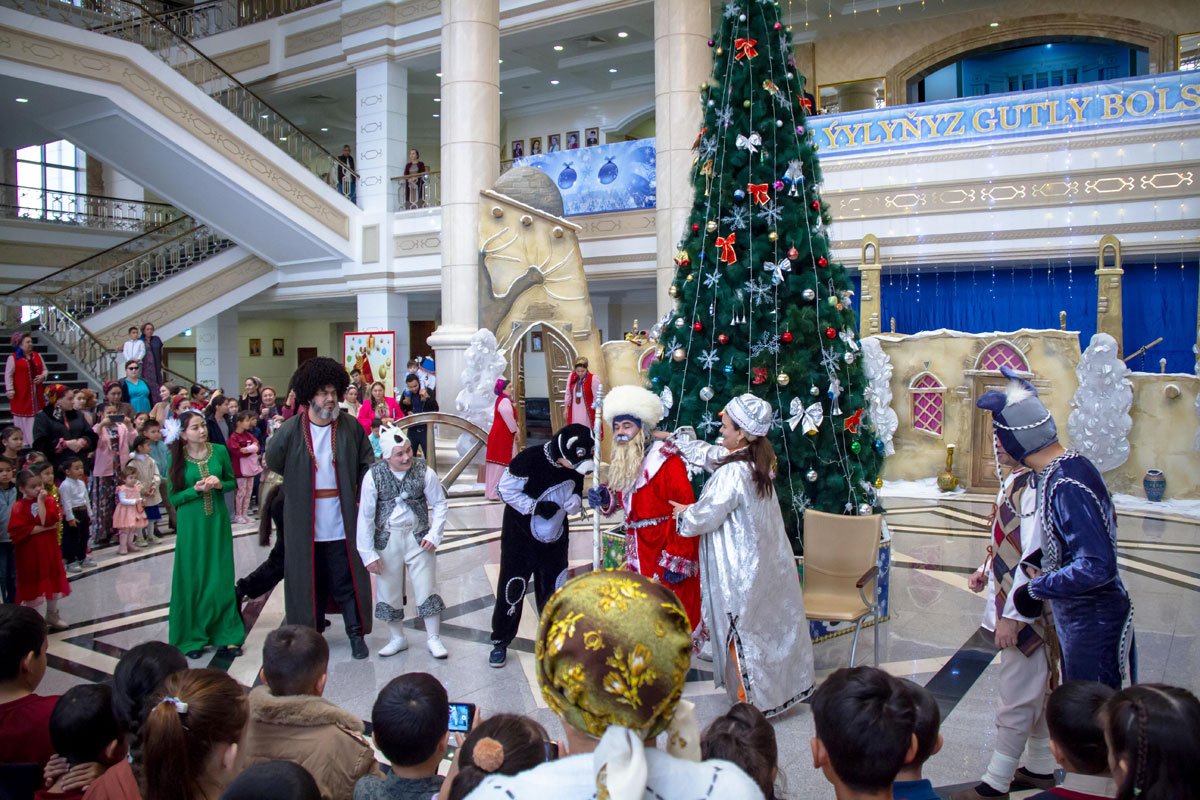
[[648, 0, 885, 547]]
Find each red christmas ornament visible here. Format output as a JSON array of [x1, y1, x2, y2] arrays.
[[825, 327, 836, 339], [693, 321, 704, 332], [811, 200, 820, 211], [717, 333, 729, 344], [782, 331, 793, 343], [787, 247, 799, 260], [818, 256, 827, 267], [692, 223, 700, 232]]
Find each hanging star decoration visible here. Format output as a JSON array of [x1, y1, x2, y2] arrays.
[[733, 37, 758, 61], [843, 408, 864, 434], [735, 131, 762, 155], [839, 328, 861, 352], [819, 347, 842, 374], [763, 257, 791, 285], [788, 398, 824, 435], [747, 183, 770, 205], [715, 233, 737, 263], [752, 366, 769, 385], [715, 106, 734, 128]]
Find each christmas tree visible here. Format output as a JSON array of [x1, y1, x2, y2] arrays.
[[647, 0, 884, 544]]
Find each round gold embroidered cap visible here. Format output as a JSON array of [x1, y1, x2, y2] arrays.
[[535, 569, 692, 740]]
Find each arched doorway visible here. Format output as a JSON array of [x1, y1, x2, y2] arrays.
[[968, 340, 1032, 491], [503, 322, 578, 451]]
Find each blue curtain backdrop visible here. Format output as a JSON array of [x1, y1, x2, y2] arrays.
[[870, 262, 1198, 373]]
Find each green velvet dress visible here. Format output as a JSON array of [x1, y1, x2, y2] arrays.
[[167, 443, 245, 652]]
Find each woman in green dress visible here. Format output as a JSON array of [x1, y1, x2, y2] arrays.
[[166, 410, 245, 659]]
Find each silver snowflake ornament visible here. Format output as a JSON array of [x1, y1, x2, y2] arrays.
[[703, 270, 722, 288], [699, 411, 720, 434], [723, 1, 741, 18], [756, 201, 782, 226], [750, 332, 780, 358], [743, 277, 771, 306], [698, 348, 720, 369], [714, 105, 734, 129], [820, 347, 842, 374], [699, 135, 717, 161], [721, 205, 749, 231]]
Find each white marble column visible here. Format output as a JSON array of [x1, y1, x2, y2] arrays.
[[355, 61, 408, 213], [195, 310, 239, 393], [357, 291, 410, 388], [654, 0, 711, 315], [427, 0, 499, 408]]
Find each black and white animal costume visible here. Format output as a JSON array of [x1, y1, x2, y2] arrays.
[[489, 424, 596, 648]]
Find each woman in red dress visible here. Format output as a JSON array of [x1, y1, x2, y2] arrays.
[[9, 468, 70, 629], [484, 379, 517, 500], [4, 332, 47, 442]]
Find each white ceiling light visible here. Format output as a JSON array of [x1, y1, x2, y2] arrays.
[[15, 98, 29, 103], [498, 59, 504, 64], [320, 127, 328, 132], [260, 113, 269, 118], [608, 68, 617, 73], [553, 44, 563, 51], [434, 97, 441, 102], [989, 21, 999, 26], [617, 31, 628, 38], [550, 79, 559, 85], [432, 113, 440, 117], [436, 71, 442, 77]]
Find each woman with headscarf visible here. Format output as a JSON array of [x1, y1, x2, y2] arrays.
[[484, 379, 517, 500], [91, 400, 135, 546], [31, 385, 95, 472], [5, 332, 47, 441], [471, 570, 764, 799], [662, 394, 815, 718]]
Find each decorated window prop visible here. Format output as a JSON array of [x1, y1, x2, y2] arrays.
[[976, 341, 1029, 373], [909, 372, 945, 437]]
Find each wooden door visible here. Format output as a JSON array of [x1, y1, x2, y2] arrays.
[[970, 378, 1005, 492], [512, 338, 527, 451], [409, 321, 436, 360], [297, 347, 318, 368], [541, 326, 576, 434]]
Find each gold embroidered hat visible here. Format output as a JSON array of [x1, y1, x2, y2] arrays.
[[535, 569, 692, 740]]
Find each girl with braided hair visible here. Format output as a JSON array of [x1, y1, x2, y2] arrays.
[[1102, 684, 1200, 800]]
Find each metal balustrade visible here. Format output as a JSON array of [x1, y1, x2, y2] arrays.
[[390, 171, 441, 210], [154, 0, 333, 39], [27, 300, 123, 384], [0, 183, 182, 232], [2, 0, 357, 201]]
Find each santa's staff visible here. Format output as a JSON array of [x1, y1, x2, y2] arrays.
[[590, 381, 603, 570]]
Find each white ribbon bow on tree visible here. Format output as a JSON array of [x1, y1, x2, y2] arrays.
[[839, 328, 860, 351], [660, 386, 674, 413], [788, 397, 824, 435], [735, 132, 762, 155], [763, 257, 791, 285]]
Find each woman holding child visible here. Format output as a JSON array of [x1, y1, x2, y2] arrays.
[[356, 381, 402, 432]]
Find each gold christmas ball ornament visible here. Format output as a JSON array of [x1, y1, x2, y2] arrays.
[[874, 477, 884, 489], [378, 365, 387, 380], [768, 231, 778, 241], [777, 371, 790, 386], [706, 220, 718, 233], [715, 47, 724, 55], [672, 348, 686, 362], [668, 285, 680, 298], [685, 273, 694, 282]]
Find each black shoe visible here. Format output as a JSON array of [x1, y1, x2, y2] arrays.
[[349, 635, 368, 660], [317, 618, 331, 633], [217, 646, 243, 658], [186, 650, 204, 659], [1011, 768, 1056, 791], [489, 645, 507, 668]]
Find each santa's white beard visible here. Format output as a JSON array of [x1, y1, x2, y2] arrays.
[[607, 430, 646, 494]]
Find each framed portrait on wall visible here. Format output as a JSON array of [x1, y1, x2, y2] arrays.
[[585, 127, 599, 146], [248, 338, 261, 357], [565, 130, 580, 149], [511, 140, 524, 159], [547, 133, 561, 152], [529, 137, 542, 155], [530, 331, 543, 352], [272, 338, 285, 357]]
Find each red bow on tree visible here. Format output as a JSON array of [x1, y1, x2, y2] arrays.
[[747, 183, 770, 205], [752, 367, 769, 385], [734, 38, 758, 61], [798, 94, 813, 113], [715, 233, 737, 263], [844, 408, 864, 434]]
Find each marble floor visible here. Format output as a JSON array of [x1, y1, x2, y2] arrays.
[[40, 490, 1200, 799]]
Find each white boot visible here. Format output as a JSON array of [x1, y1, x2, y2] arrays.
[[425, 614, 448, 659], [379, 622, 408, 657]]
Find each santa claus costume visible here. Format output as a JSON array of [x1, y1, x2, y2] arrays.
[[590, 385, 700, 629]]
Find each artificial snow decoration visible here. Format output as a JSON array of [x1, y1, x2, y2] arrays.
[[1068, 333, 1132, 473], [455, 329, 508, 458], [860, 338, 897, 456]]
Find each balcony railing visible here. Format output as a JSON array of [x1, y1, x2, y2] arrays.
[[2, 0, 357, 201], [0, 184, 182, 232], [390, 171, 441, 210], [154, 0, 333, 39]]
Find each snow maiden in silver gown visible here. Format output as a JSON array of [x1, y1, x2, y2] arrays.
[[668, 393, 815, 717]]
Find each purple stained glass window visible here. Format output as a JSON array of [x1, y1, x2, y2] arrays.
[[978, 342, 1028, 373], [911, 373, 944, 436]]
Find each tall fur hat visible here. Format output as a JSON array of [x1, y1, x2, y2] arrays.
[[602, 385, 663, 429], [975, 365, 1057, 463]]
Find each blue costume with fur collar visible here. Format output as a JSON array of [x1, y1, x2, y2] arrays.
[[979, 367, 1134, 689]]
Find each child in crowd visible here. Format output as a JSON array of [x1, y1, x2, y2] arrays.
[[35, 461, 62, 546], [354, 673, 449, 800], [1101, 684, 1200, 800], [129, 435, 163, 547], [171, 394, 192, 416], [1020, 681, 1116, 800], [227, 410, 261, 524], [221, 762, 321, 800], [141, 417, 174, 534], [0, 605, 59, 770], [0, 457, 16, 602], [241, 625, 383, 799], [112, 465, 147, 555], [811, 666, 917, 800], [2, 425, 22, 463], [36, 684, 124, 800], [369, 418, 383, 459], [10, 469, 70, 629], [893, 681, 943, 800], [58, 458, 91, 574], [445, 714, 554, 800], [132, 412, 150, 433], [701, 702, 781, 800], [140, 669, 249, 800]]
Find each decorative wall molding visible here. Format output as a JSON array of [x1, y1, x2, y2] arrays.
[[575, 210, 656, 240], [0, 24, 350, 240], [210, 41, 270, 73], [284, 22, 341, 57], [393, 233, 440, 256], [340, 0, 439, 36]]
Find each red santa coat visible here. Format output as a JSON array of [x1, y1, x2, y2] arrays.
[[607, 440, 701, 628]]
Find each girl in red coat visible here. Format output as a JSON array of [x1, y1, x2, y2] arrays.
[[226, 410, 262, 523], [9, 468, 70, 629]]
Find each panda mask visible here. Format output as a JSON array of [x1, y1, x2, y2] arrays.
[[548, 423, 596, 476]]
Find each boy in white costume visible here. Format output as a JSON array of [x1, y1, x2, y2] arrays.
[[355, 425, 449, 659]]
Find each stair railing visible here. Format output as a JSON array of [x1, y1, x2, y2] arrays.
[[0, 184, 182, 232], [28, 299, 123, 385], [1, 0, 357, 201]]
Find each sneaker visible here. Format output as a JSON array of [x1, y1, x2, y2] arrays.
[[349, 635, 369, 660], [81, 557, 98, 568], [67, 562, 83, 574], [380, 634, 409, 657], [427, 636, 448, 659], [488, 645, 507, 668]]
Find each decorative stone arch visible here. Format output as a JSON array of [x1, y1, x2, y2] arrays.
[[886, 14, 1176, 105], [973, 339, 1030, 374], [500, 320, 578, 450], [608, 102, 656, 140], [908, 370, 946, 437]]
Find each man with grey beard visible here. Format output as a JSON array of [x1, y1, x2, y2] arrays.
[[587, 385, 701, 629], [266, 357, 375, 659]]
